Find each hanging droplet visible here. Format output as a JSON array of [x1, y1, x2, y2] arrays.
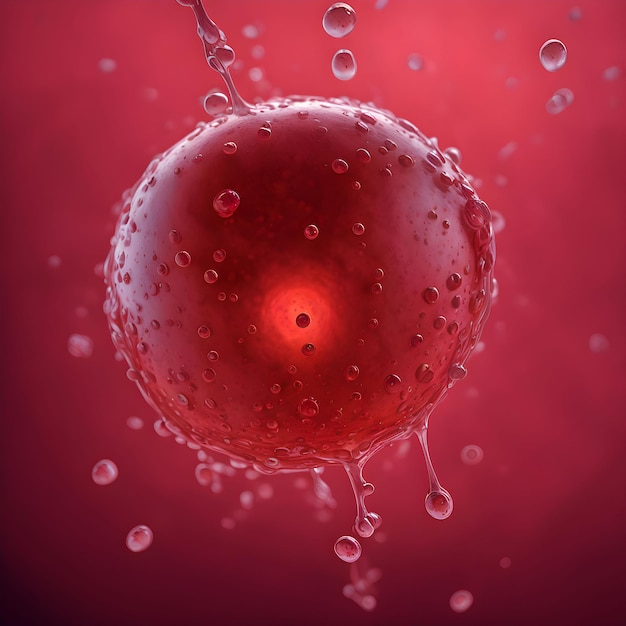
[[332, 49, 357, 80], [425, 489, 454, 520], [334, 535, 362, 563], [203, 91, 229, 116]]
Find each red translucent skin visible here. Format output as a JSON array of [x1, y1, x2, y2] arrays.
[[105, 97, 494, 470]]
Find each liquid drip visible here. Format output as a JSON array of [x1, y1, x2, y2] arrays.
[[310, 467, 337, 508], [179, 0, 252, 115], [415, 424, 454, 520], [344, 463, 381, 539]]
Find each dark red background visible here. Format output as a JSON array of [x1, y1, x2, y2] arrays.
[[1, 1, 625, 625]]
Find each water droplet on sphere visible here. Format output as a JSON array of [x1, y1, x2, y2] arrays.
[[539, 39, 567, 72], [352, 223, 365, 236], [175, 251, 192, 267], [345, 365, 360, 381], [423, 287, 439, 304], [304, 224, 320, 240], [222, 141, 237, 154], [92, 459, 118, 485], [126, 525, 153, 552], [302, 343, 316, 356], [332, 49, 357, 80], [384, 374, 402, 393], [334, 535, 362, 563], [322, 3, 357, 38], [296, 313, 311, 328], [332, 158, 349, 174], [213, 189, 240, 218]]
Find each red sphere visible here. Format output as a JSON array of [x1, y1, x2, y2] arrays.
[[104, 96, 495, 472]]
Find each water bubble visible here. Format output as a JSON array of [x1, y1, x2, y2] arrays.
[[296, 313, 311, 328], [213, 189, 240, 218], [448, 363, 468, 381], [47, 254, 62, 268], [352, 223, 365, 236], [410, 334, 424, 348], [545, 88, 574, 115], [302, 343, 316, 356], [539, 39, 567, 72], [195, 463, 214, 486], [222, 141, 237, 155], [407, 53, 423, 71], [204, 269, 219, 284], [92, 459, 118, 485], [589, 333, 610, 353], [499, 556, 512, 569], [207, 350, 219, 361], [126, 525, 153, 553], [332, 158, 349, 174], [175, 251, 192, 267], [449, 590, 474, 613], [98, 58, 117, 73], [425, 489, 453, 520], [298, 397, 320, 417], [446, 273, 462, 291], [126, 416, 144, 430], [460, 444, 484, 465], [68, 334, 94, 358], [398, 154, 414, 168], [203, 91, 229, 116], [304, 224, 320, 240], [603, 66, 621, 81], [332, 49, 357, 80], [153, 419, 171, 437], [384, 374, 402, 393], [202, 368, 216, 382], [322, 3, 357, 38], [334, 535, 362, 563], [345, 365, 360, 381], [258, 123, 272, 139]]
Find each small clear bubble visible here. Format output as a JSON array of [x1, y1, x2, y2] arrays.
[[546, 88, 574, 115], [450, 590, 474, 613], [68, 334, 94, 358], [92, 459, 118, 485], [334, 535, 362, 563], [204, 269, 219, 284], [460, 444, 484, 465], [175, 251, 192, 267], [352, 223, 365, 236], [126, 525, 153, 553], [304, 224, 320, 240], [539, 39, 567, 72], [332, 49, 357, 80], [213, 189, 240, 218]]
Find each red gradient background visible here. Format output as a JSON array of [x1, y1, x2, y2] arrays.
[[1, 1, 624, 625]]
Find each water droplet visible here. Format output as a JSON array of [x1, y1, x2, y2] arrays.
[[212, 249, 226, 262], [545, 88, 574, 115], [334, 535, 362, 563], [213, 189, 240, 218], [448, 363, 468, 381], [446, 273, 462, 291], [589, 333, 610, 353], [198, 326, 211, 339], [222, 141, 237, 154], [92, 459, 118, 485], [126, 416, 144, 430], [398, 154, 414, 168], [425, 489, 453, 520], [258, 123, 272, 139], [444, 146, 462, 164], [157, 262, 170, 276], [304, 224, 320, 240], [423, 286, 439, 304], [247, 324, 257, 334], [352, 223, 365, 236], [407, 53, 423, 71], [356, 148, 371, 163], [332, 49, 357, 80], [126, 525, 153, 552], [415, 363, 434, 383], [499, 556, 512, 569], [296, 313, 311, 328], [450, 590, 474, 613], [298, 397, 319, 417], [203, 91, 229, 116], [302, 343, 316, 356], [202, 368, 216, 383], [384, 374, 402, 393], [98, 57, 117, 73], [345, 365, 360, 381], [460, 444, 484, 465], [371, 282, 383, 294], [410, 334, 424, 348], [207, 350, 219, 361], [539, 39, 567, 72], [175, 251, 192, 267], [332, 158, 349, 174], [67, 334, 94, 358], [204, 269, 219, 284], [322, 3, 357, 38]]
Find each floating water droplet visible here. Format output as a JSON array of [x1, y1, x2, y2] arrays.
[[92, 459, 118, 485], [204, 269, 219, 284], [68, 334, 94, 358], [450, 589, 474, 613], [126, 525, 153, 552], [175, 251, 192, 267], [304, 224, 320, 240], [460, 444, 484, 465], [539, 39, 567, 72], [203, 91, 229, 116], [213, 189, 240, 218], [296, 313, 311, 328], [407, 53, 423, 71], [332, 49, 357, 80], [334, 535, 362, 563], [322, 3, 357, 38], [546, 88, 574, 115]]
